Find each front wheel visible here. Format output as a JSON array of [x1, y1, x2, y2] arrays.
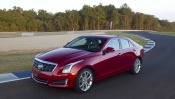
[[74, 68, 93, 93], [131, 58, 141, 74]]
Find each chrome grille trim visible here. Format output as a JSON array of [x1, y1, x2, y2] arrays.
[[33, 58, 58, 72]]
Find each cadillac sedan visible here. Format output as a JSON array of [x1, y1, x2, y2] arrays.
[[32, 35, 144, 93]]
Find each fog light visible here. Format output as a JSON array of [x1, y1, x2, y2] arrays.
[[52, 79, 68, 85]]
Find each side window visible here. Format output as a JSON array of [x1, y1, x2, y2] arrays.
[[129, 41, 134, 48], [106, 39, 120, 50], [120, 38, 130, 49]]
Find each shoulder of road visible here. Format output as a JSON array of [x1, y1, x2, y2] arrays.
[[0, 35, 155, 84]]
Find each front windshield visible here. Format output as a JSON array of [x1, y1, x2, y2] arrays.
[[64, 37, 107, 52]]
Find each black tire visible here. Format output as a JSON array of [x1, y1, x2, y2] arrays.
[[130, 58, 141, 74], [74, 68, 93, 93]]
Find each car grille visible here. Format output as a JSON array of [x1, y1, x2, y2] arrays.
[[33, 58, 57, 72]]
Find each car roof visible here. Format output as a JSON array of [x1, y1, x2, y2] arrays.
[[80, 34, 121, 39], [79, 34, 139, 46]]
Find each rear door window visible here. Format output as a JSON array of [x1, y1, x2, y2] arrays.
[[129, 41, 134, 48], [120, 38, 130, 49]]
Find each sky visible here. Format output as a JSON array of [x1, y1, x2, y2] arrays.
[[0, 0, 175, 22]]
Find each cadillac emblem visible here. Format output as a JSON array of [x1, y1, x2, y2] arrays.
[[38, 64, 43, 70]]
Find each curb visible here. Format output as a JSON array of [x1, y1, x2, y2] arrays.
[[139, 36, 155, 52], [0, 37, 155, 84], [0, 70, 31, 84]]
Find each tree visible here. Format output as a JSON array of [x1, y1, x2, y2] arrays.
[[66, 10, 80, 31], [0, 9, 11, 31], [23, 9, 38, 31], [103, 4, 119, 29], [54, 13, 65, 31], [80, 5, 93, 30], [8, 6, 24, 31], [118, 3, 134, 29], [94, 4, 106, 30], [132, 13, 144, 30], [0, 4, 175, 32], [37, 9, 48, 22], [143, 15, 159, 30]]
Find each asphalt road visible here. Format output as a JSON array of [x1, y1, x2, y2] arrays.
[[0, 32, 175, 99]]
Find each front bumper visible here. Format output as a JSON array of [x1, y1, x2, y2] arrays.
[[31, 67, 76, 88]]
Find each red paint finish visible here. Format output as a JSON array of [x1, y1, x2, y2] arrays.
[[32, 35, 144, 89]]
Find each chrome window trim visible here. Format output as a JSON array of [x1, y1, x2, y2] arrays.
[[34, 58, 58, 72]]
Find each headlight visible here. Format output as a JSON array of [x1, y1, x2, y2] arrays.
[[62, 60, 83, 74]]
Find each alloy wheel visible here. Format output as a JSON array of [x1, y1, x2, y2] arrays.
[[78, 70, 93, 91], [134, 59, 141, 73]]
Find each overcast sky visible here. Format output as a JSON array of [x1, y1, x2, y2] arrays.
[[0, 0, 175, 22]]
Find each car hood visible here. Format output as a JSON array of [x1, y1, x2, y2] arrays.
[[36, 48, 92, 64]]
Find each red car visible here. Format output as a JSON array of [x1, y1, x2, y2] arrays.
[[32, 35, 144, 92]]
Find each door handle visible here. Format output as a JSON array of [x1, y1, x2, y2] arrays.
[[118, 53, 122, 56], [133, 49, 136, 51]]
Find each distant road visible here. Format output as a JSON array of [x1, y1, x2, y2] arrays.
[[0, 32, 104, 52], [0, 30, 152, 52]]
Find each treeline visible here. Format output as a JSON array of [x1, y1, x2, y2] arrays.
[[0, 3, 175, 32]]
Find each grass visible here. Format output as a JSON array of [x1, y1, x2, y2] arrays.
[[0, 32, 147, 74], [157, 32, 175, 36], [106, 31, 147, 46], [0, 50, 46, 74]]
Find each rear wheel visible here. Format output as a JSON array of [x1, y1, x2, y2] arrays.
[[131, 58, 141, 74], [74, 68, 93, 93]]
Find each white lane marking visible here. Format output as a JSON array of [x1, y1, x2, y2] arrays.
[[0, 73, 18, 81], [147, 40, 154, 43], [137, 36, 155, 53], [144, 40, 155, 53], [0, 77, 31, 84], [147, 42, 154, 45], [144, 45, 154, 48]]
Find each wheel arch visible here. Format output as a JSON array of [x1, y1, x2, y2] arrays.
[[137, 56, 142, 64], [77, 65, 95, 79]]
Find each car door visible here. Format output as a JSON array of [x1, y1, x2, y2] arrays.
[[96, 38, 122, 79], [119, 38, 136, 70]]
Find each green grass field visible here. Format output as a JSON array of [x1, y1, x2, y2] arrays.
[[0, 50, 45, 73], [0, 32, 147, 74]]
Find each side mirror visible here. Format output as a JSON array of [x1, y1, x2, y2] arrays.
[[103, 47, 115, 54]]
